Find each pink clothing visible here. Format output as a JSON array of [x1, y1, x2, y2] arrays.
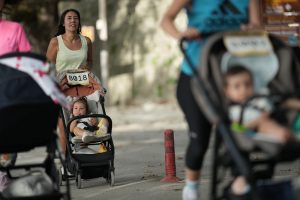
[[0, 19, 31, 56]]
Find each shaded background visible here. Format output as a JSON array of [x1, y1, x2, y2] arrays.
[[5, 0, 185, 106], [5, 0, 300, 105]]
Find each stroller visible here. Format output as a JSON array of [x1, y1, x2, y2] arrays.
[[0, 52, 71, 199], [58, 70, 115, 189], [180, 30, 300, 200]]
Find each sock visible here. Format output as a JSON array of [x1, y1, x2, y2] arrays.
[[182, 180, 200, 200], [186, 179, 199, 190]]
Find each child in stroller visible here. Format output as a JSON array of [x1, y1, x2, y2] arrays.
[[58, 69, 115, 188], [223, 65, 298, 199], [70, 97, 110, 153], [224, 65, 294, 144]]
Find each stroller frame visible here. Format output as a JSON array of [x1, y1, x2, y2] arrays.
[[60, 87, 115, 189], [180, 31, 300, 200]]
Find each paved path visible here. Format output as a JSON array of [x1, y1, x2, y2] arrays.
[[16, 100, 300, 200]]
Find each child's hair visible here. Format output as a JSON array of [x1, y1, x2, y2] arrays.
[[224, 65, 253, 86], [71, 97, 89, 114]]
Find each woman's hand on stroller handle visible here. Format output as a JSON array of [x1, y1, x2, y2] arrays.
[[180, 27, 200, 40]]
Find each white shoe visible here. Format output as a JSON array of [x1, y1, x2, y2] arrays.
[[71, 136, 82, 144], [61, 166, 73, 176], [82, 132, 97, 143], [182, 186, 200, 200], [82, 132, 110, 143]]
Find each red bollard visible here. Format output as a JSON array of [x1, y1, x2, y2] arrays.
[[161, 129, 181, 182]]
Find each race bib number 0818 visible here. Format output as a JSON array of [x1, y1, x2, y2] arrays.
[[66, 71, 89, 86]]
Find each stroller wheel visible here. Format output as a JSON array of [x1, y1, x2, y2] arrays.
[[76, 173, 82, 189], [107, 170, 115, 186]]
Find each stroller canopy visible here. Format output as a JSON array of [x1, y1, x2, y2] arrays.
[[0, 52, 67, 152]]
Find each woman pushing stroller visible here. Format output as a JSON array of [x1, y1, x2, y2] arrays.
[[46, 8, 105, 153], [160, 0, 261, 199]]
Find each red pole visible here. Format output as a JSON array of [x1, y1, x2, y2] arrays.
[[161, 129, 180, 182]]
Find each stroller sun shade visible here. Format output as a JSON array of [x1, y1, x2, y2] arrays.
[[0, 52, 64, 152]]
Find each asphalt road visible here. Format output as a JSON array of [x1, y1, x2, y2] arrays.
[[15, 100, 300, 200]]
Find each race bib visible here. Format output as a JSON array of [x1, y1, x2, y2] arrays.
[[224, 31, 273, 56], [66, 70, 89, 86]]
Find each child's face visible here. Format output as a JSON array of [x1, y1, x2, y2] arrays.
[[225, 72, 254, 103], [72, 102, 87, 116]]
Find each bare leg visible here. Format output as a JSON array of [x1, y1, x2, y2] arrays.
[[73, 127, 86, 138], [186, 168, 200, 181], [57, 117, 66, 153]]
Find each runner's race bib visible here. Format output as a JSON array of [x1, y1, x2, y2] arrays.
[[224, 31, 273, 56], [66, 70, 89, 86]]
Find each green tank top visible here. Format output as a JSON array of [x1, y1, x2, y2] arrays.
[[56, 34, 88, 72]]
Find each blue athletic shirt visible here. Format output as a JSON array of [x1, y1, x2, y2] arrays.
[[182, 0, 250, 75]]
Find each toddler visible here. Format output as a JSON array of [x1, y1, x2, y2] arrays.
[[223, 65, 295, 198], [224, 65, 292, 143], [70, 98, 109, 144]]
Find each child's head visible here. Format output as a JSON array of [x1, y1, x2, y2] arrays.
[[224, 65, 254, 103], [72, 97, 88, 116]]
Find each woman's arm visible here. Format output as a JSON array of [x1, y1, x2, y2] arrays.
[[249, 0, 261, 27], [46, 37, 58, 63], [282, 98, 300, 110], [160, 0, 199, 40]]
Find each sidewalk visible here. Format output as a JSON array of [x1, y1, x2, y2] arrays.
[[106, 99, 187, 133], [70, 99, 190, 200], [16, 99, 300, 199]]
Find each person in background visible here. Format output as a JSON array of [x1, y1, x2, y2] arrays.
[[0, 0, 31, 192], [160, 0, 261, 199]]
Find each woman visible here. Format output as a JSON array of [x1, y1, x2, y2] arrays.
[[46, 9, 93, 155], [0, 0, 31, 191], [160, 1, 261, 199], [46, 8, 93, 72], [0, 0, 31, 55]]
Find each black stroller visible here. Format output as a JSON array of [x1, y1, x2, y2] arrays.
[[0, 52, 71, 199], [180, 30, 300, 200], [58, 70, 115, 189]]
